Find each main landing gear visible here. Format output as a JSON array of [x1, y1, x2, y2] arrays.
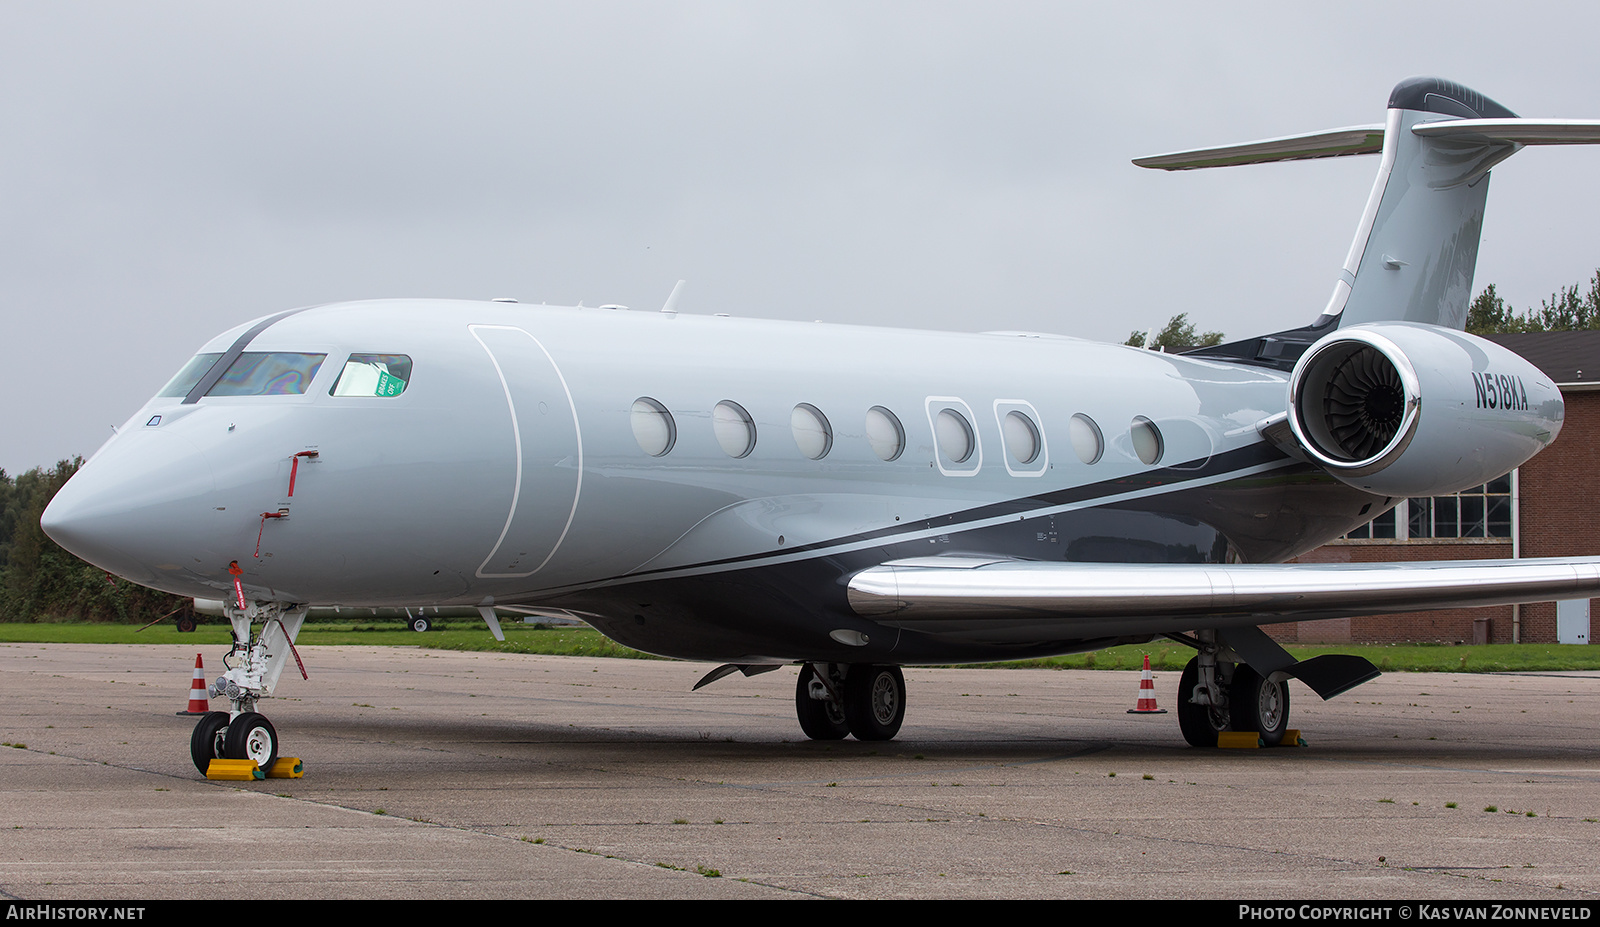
[[795, 663, 907, 741], [1176, 648, 1290, 748], [189, 601, 306, 775]]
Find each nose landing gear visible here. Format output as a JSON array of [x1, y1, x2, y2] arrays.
[[189, 710, 281, 775], [189, 601, 305, 776]]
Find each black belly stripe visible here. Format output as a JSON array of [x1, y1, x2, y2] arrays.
[[613, 440, 1292, 580]]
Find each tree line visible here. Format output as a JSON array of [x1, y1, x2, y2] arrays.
[[1466, 270, 1600, 334], [1126, 268, 1600, 350]]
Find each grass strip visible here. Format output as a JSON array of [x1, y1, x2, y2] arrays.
[[2, 621, 1597, 672]]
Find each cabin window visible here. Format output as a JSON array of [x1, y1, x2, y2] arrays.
[[156, 353, 223, 398], [935, 408, 976, 464], [1001, 410, 1041, 465], [1069, 413, 1103, 464], [1130, 416, 1164, 465], [330, 354, 413, 397], [791, 403, 833, 460], [713, 400, 757, 458], [631, 397, 676, 457], [865, 406, 905, 461], [206, 352, 327, 396]]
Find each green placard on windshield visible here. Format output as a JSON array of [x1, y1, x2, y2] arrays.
[[374, 370, 407, 397]]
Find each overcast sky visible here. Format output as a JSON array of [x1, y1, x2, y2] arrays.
[[4, 2, 1600, 473]]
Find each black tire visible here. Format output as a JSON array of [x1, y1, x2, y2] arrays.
[[1176, 657, 1228, 748], [190, 711, 230, 774], [176, 615, 197, 633], [1229, 664, 1290, 747], [410, 616, 432, 633], [843, 664, 906, 742], [794, 664, 849, 740], [224, 711, 278, 772]]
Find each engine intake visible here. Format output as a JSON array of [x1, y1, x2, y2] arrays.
[[1290, 331, 1420, 475], [1283, 324, 1561, 497]]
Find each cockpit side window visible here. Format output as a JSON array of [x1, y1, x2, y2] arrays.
[[206, 352, 327, 396], [330, 354, 412, 397], [156, 353, 224, 398]]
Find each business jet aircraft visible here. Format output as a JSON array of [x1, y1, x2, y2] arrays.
[[40, 77, 1600, 775]]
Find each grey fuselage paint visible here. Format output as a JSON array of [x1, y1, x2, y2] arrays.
[[36, 299, 1427, 664]]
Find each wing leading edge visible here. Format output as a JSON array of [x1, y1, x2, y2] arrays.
[[847, 556, 1600, 632]]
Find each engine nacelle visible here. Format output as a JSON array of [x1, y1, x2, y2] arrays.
[[1284, 323, 1563, 497]]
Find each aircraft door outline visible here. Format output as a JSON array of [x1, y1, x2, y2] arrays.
[[469, 324, 583, 579]]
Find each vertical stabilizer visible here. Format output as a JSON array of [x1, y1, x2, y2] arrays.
[[1327, 78, 1518, 330], [1140, 78, 1600, 367]]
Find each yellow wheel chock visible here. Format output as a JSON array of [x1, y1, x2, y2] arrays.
[[1218, 729, 1308, 749], [266, 757, 304, 778], [206, 759, 264, 780], [204, 757, 303, 780]]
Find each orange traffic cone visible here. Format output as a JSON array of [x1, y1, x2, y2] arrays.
[[177, 654, 210, 716], [1127, 654, 1166, 714]]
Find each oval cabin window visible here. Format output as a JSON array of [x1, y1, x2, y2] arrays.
[[791, 403, 833, 460], [1131, 416, 1164, 465], [631, 397, 676, 457], [1070, 413, 1103, 465], [865, 406, 905, 461], [935, 408, 975, 464], [714, 400, 757, 458], [1001, 410, 1040, 465]]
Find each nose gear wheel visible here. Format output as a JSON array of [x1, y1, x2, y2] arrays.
[[189, 711, 230, 774], [225, 711, 279, 771]]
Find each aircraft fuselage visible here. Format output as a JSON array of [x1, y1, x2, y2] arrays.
[[45, 298, 1385, 662]]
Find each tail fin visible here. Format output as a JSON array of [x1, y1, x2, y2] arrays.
[[1139, 77, 1600, 366], [1330, 78, 1517, 330]]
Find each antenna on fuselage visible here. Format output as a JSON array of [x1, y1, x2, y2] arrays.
[[661, 279, 687, 314]]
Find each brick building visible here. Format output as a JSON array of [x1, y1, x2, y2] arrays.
[[1278, 331, 1600, 646]]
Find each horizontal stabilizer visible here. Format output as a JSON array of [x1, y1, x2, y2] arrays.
[[1410, 118, 1600, 145], [848, 556, 1600, 628], [1133, 125, 1384, 171]]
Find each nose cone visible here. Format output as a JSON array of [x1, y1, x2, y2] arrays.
[[42, 428, 217, 589]]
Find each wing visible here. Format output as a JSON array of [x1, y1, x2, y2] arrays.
[[847, 555, 1600, 634]]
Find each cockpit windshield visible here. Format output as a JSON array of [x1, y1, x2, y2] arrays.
[[155, 353, 223, 398], [206, 353, 327, 396]]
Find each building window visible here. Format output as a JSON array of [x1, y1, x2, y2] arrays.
[[1344, 473, 1513, 540]]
